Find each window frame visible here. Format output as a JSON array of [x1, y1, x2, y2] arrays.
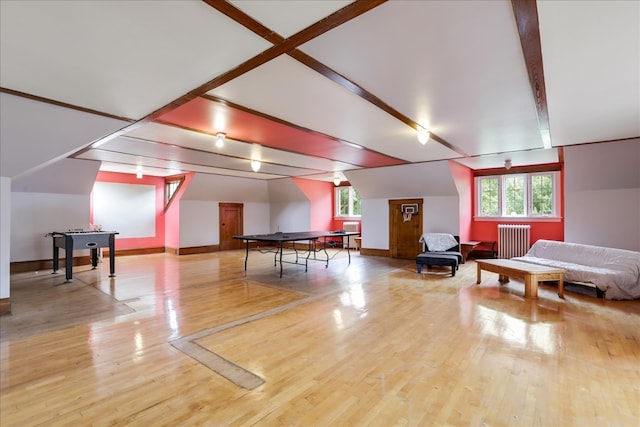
[[475, 170, 561, 221], [334, 185, 361, 219], [164, 175, 185, 211]]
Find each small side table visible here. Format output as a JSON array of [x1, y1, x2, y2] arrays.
[[460, 241, 481, 263]]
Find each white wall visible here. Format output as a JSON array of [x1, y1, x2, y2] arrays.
[[422, 196, 460, 235], [346, 161, 458, 199], [266, 179, 310, 233], [348, 160, 460, 250], [179, 200, 219, 247], [0, 176, 10, 299], [181, 173, 269, 202], [360, 196, 460, 250], [178, 200, 270, 247], [93, 182, 155, 238], [178, 174, 272, 247], [11, 192, 91, 262], [361, 199, 388, 249], [564, 139, 640, 250], [244, 202, 270, 235], [270, 201, 311, 233], [565, 188, 640, 250]]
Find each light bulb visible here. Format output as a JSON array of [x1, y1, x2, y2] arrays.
[[215, 132, 225, 148], [417, 128, 430, 144]]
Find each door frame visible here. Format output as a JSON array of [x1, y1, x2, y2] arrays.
[[388, 198, 423, 259], [219, 202, 244, 251]]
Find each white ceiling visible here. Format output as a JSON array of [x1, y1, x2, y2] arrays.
[[1, 0, 638, 182]]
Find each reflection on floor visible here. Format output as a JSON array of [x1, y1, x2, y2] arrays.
[[2, 250, 639, 426]]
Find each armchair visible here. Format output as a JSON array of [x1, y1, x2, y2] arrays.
[[416, 233, 463, 276]]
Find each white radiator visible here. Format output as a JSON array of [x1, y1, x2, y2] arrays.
[[498, 224, 531, 258], [343, 222, 359, 249]]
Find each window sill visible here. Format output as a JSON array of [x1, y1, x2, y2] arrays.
[[474, 216, 562, 223]]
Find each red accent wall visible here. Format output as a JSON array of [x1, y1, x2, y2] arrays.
[[331, 183, 362, 232], [449, 161, 473, 242], [292, 177, 334, 230], [291, 178, 362, 233], [92, 171, 166, 250]]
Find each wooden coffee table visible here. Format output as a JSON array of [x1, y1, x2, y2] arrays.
[[476, 259, 565, 299], [460, 241, 480, 263]]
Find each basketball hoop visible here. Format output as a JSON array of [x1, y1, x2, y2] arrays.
[[401, 203, 418, 222]]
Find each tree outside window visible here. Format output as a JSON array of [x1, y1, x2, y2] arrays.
[[504, 175, 525, 216], [336, 186, 361, 217], [476, 171, 558, 219], [531, 174, 553, 215]]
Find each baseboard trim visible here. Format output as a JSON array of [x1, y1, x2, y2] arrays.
[[0, 298, 11, 316], [10, 247, 166, 274], [178, 245, 219, 255], [360, 248, 389, 257]]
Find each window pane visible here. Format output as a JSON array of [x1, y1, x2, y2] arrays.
[[531, 174, 553, 215], [165, 179, 181, 207], [338, 188, 349, 215], [504, 175, 525, 215], [351, 188, 361, 215], [480, 178, 499, 216]]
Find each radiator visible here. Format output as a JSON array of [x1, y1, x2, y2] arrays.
[[343, 222, 359, 249], [498, 224, 531, 258]]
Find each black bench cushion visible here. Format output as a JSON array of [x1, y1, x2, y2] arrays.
[[416, 253, 459, 276]]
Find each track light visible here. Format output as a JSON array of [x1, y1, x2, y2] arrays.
[[251, 160, 261, 172], [136, 166, 143, 179], [504, 159, 512, 170], [417, 127, 430, 145], [215, 132, 225, 148]]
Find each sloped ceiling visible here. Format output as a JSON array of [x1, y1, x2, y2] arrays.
[[1, 1, 638, 182]]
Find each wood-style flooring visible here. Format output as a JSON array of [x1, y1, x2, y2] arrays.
[[1, 249, 639, 426]]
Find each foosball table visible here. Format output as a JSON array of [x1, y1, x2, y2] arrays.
[[47, 230, 119, 282]]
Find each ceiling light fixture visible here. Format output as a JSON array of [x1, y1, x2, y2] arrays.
[[215, 132, 225, 148], [504, 159, 512, 170], [251, 160, 261, 172], [417, 127, 430, 145], [333, 173, 342, 186], [136, 165, 143, 179]]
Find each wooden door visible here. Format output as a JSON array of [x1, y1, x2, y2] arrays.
[[389, 199, 423, 259], [219, 203, 244, 251]]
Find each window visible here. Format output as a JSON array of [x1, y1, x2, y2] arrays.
[[476, 171, 559, 219], [335, 186, 361, 218], [164, 176, 184, 210]]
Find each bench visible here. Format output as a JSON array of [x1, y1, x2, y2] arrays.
[[476, 258, 565, 299], [416, 253, 459, 276]]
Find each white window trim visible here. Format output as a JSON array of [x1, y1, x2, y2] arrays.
[[474, 171, 561, 221], [334, 186, 361, 219]]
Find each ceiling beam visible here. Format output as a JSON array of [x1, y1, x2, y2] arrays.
[[512, 0, 551, 149], [82, 0, 388, 153], [208, 0, 467, 157]]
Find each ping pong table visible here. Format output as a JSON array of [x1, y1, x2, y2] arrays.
[[233, 231, 360, 277]]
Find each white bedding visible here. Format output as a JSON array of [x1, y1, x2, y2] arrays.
[[513, 240, 640, 300], [419, 233, 458, 252]]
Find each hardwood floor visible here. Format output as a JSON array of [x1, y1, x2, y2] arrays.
[[1, 249, 639, 426]]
